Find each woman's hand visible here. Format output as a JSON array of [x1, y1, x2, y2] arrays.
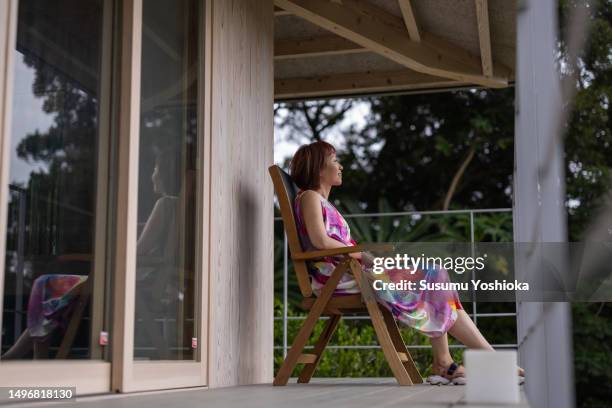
[[360, 251, 375, 268], [349, 250, 375, 267]]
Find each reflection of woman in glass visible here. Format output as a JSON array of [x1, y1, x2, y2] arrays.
[[138, 147, 180, 257], [135, 147, 181, 299], [1, 147, 180, 360]]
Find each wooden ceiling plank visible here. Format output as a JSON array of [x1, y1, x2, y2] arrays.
[[398, 0, 420, 42], [275, 70, 469, 99], [274, 0, 508, 88], [275, 36, 366, 59], [475, 0, 493, 76]]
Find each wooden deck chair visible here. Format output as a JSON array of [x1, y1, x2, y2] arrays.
[[269, 165, 422, 386], [55, 270, 91, 359]]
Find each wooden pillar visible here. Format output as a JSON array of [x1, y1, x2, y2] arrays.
[[208, 0, 274, 387]]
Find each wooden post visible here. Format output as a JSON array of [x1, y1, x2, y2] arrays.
[[514, 0, 574, 407], [208, 0, 274, 387]]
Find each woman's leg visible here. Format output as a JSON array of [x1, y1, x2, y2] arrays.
[[448, 309, 525, 376], [448, 309, 494, 350], [430, 333, 465, 377], [1, 329, 34, 360], [431, 332, 453, 365]]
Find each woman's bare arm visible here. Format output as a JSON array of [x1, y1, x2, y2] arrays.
[[300, 191, 362, 260], [137, 198, 167, 256]]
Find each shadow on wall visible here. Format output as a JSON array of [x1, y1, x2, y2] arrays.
[[237, 183, 274, 383]]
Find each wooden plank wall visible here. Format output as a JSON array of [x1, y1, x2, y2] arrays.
[[208, 0, 274, 387]]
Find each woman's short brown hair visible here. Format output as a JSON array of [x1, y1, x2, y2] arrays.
[[290, 141, 336, 190]]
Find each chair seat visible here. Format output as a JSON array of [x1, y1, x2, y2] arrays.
[[300, 294, 366, 314]]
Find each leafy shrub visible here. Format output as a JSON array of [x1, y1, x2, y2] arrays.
[[274, 298, 464, 378]]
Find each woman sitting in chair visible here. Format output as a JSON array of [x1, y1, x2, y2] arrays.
[[290, 141, 525, 385]]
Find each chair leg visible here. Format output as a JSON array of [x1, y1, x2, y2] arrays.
[[33, 338, 49, 359], [136, 295, 170, 359], [274, 261, 350, 386], [380, 306, 423, 384], [297, 314, 341, 384], [273, 306, 324, 386], [349, 260, 414, 385], [56, 286, 90, 359]]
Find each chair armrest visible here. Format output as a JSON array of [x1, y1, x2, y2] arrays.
[[361, 243, 396, 252], [292, 244, 365, 261]]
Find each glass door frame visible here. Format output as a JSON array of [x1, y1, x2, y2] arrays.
[[0, 0, 211, 394], [0, 0, 114, 394], [110, 0, 210, 393]]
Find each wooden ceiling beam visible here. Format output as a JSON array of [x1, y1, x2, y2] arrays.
[[275, 36, 366, 59], [275, 70, 469, 100], [475, 0, 493, 76], [274, 0, 510, 88], [274, 6, 292, 16], [398, 0, 420, 42]]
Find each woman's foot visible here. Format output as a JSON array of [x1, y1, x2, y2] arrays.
[[428, 357, 525, 386], [429, 361, 524, 386], [427, 360, 466, 385], [433, 360, 465, 378], [518, 366, 526, 385]]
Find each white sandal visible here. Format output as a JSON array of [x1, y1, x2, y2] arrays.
[[426, 374, 451, 385], [429, 363, 524, 386], [427, 362, 465, 386], [451, 376, 467, 385]]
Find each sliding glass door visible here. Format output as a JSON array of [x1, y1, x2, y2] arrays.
[[0, 0, 116, 393], [0, 0, 209, 393], [134, 0, 200, 362], [114, 0, 209, 391]]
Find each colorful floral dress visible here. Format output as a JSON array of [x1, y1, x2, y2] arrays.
[[27, 274, 88, 339], [294, 190, 463, 338]]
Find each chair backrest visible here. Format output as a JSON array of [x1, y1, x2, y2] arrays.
[[268, 165, 313, 298]]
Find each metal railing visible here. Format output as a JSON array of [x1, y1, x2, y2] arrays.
[[6, 184, 96, 344], [274, 208, 517, 359]]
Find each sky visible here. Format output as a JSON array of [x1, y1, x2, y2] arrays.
[[10, 52, 54, 186], [273, 100, 372, 165]]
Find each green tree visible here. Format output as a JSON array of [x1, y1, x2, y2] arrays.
[[559, 2, 612, 407]]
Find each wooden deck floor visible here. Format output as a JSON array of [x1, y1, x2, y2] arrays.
[[3, 378, 529, 408]]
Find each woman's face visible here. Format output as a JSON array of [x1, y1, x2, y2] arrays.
[[319, 152, 343, 187], [152, 163, 163, 194]]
